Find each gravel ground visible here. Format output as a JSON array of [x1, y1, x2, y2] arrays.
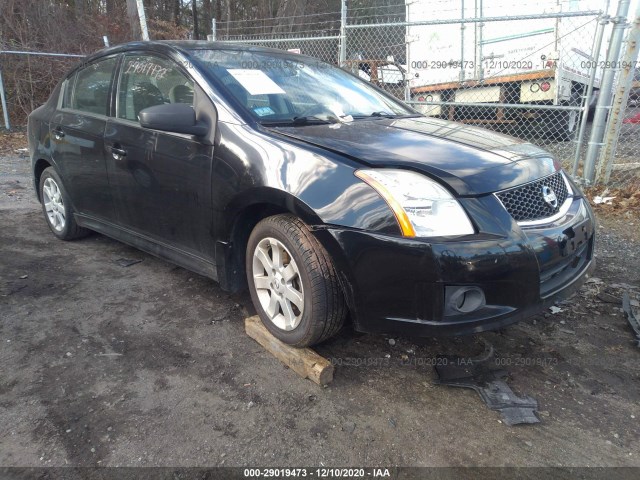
[[1, 152, 639, 468]]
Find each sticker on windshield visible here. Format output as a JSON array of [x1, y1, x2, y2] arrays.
[[253, 106, 275, 117], [227, 69, 285, 95]]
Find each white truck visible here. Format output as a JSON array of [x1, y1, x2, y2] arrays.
[[350, 0, 606, 140], [408, 0, 608, 139]]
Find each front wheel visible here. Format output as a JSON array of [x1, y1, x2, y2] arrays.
[[246, 214, 346, 347]]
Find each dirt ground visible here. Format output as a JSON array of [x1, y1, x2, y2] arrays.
[[1, 149, 639, 469]]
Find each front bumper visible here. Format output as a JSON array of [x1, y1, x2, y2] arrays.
[[314, 196, 595, 337]]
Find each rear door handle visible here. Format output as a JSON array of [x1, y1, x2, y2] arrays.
[[110, 146, 127, 160], [53, 128, 65, 140]]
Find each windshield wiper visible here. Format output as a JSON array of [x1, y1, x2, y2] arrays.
[[370, 111, 395, 118], [292, 115, 337, 125], [351, 111, 398, 119], [352, 112, 422, 120], [262, 115, 337, 127]]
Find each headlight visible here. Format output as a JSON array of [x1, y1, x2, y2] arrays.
[[355, 169, 474, 237]]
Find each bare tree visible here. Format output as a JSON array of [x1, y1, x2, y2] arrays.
[[192, 0, 199, 39], [215, 0, 222, 30], [172, 0, 182, 25], [202, 0, 211, 38], [126, 0, 142, 39]]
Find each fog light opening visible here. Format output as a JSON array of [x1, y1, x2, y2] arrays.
[[449, 287, 486, 314]]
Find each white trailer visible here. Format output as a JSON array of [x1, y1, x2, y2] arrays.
[[405, 0, 605, 138]]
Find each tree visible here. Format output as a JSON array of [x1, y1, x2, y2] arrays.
[[172, 0, 181, 26], [192, 0, 199, 39], [202, 0, 211, 38], [126, 0, 142, 39]]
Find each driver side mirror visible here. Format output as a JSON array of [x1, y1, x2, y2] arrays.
[[139, 103, 209, 137]]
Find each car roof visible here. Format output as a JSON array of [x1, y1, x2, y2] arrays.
[[82, 40, 316, 65]]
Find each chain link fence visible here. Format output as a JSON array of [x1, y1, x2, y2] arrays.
[[610, 74, 640, 189], [216, 10, 342, 64], [342, 1, 406, 101], [216, 35, 342, 65]]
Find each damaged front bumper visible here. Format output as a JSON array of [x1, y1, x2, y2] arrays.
[[314, 196, 595, 337]]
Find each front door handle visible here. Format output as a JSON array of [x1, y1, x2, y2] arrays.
[[53, 128, 65, 140], [110, 146, 127, 161]]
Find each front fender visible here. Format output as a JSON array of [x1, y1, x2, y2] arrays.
[[211, 122, 402, 292], [214, 122, 400, 239]]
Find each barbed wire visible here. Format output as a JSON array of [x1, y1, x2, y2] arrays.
[[347, 2, 407, 13], [217, 11, 339, 25], [220, 20, 341, 32], [224, 31, 340, 40]]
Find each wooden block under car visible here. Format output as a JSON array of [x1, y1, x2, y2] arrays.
[[244, 316, 334, 386]]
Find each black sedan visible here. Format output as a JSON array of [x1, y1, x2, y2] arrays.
[[27, 41, 595, 346]]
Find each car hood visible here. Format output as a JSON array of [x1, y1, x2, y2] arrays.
[[269, 117, 558, 196]]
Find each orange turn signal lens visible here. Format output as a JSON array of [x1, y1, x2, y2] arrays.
[[355, 170, 416, 237]]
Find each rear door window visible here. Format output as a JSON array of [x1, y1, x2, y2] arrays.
[[117, 55, 194, 122], [70, 57, 117, 116]]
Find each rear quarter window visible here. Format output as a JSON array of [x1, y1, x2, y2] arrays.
[[60, 75, 76, 109]]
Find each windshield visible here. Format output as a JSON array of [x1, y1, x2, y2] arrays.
[[189, 49, 415, 125]]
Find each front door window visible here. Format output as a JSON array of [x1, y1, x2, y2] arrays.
[[117, 55, 194, 122]]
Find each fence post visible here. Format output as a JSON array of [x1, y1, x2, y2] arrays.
[[460, 0, 466, 82], [572, 13, 609, 177], [212, 18, 217, 41], [0, 66, 10, 130], [583, 0, 630, 184], [339, 0, 347, 66], [405, 0, 411, 102], [136, 0, 150, 41], [597, 3, 640, 184], [474, 0, 484, 81]]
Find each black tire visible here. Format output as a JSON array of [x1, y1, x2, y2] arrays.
[[246, 214, 346, 347], [39, 167, 89, 240]]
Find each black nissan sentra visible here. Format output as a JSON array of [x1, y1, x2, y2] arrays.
[[28, 41, 595, 346]]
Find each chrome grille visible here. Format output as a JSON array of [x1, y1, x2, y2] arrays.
[[495, 172, 569, 222]]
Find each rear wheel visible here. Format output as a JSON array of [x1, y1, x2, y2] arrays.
[[246, 214, 346, 347], [39, 167, 89, 240]]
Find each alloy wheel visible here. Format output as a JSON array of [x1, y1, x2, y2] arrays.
[[252, 237, 304, 331], [42, 177, 66, 232]]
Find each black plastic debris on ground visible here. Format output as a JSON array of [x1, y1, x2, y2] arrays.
[[115, 258, 143, 268], [434, 358, 540, 426], [622, 292, 640, 348]]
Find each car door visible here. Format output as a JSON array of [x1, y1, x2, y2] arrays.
[[104, 53, 215, 258], [49, 56, 118, 220]]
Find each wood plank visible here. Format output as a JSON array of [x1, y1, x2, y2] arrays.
[[245, 316, 334, 386]]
